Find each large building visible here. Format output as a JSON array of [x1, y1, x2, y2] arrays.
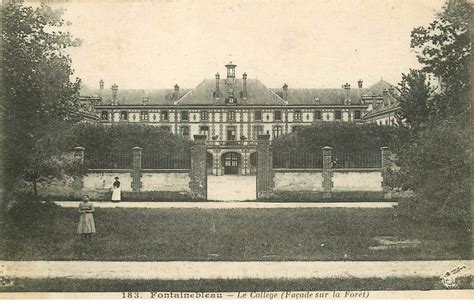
[[80, 62, 395, 175]]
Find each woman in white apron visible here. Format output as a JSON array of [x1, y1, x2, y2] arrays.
[[111, 176, 121, 202]]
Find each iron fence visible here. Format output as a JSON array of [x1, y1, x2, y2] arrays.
[[142, 154, 191, 169], [273, 152, 323, 169], [332, 150, 381, 169], [85, 152, 132, 169]]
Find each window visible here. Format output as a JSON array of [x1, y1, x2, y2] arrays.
[[227, 126, 236, 141], [274, 111, 282, 121], [120, 111, 128, 121], [294, 110, 302, 121], [200, 126, 209, 137], [227, 111, 236, 121], [228, 97, 235, 104], [273, 126, 283, 138], [253, 126, 263, 140], [354, 110, 361, 120], [161, 110, 169, 121], [254, 111, 262, 121], [314, 111, 322, 120], [181, 111, 189, 121], [180, 126, 190, 138], [140, 111, 149, 121], [101, 111, 108, 120], [200, 111, 209, 121], [335, 110, 342, 120]]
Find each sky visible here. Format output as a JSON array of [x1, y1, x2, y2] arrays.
[[35, 0, 445, 90]]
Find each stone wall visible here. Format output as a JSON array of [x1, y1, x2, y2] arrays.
[[256, 142, 393, 201], [332, 170, 383, 192], [273, 170, 324, 192], [141, 170, 190, 192], [57, 141, 207, 201]]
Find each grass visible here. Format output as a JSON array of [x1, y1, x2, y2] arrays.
[[0, 204, 470, 261], [1, 277, 471, 292]]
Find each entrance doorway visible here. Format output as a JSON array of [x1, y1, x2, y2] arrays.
[[222, 152, 240, 175]]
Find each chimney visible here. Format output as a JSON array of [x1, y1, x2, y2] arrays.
[[174, 84, 180, 101], [282, 83, 288, 101], [242, 72, 247, 99], [357, 79, 363, 89], [99, 79, 104, 90], [111, 83, 118, 104], [382, 89, 389, 106], [215, 73, 220, 98], [343, 83, 350, 105]]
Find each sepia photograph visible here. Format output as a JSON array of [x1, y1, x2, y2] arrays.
[[0, 0, 472, 300]]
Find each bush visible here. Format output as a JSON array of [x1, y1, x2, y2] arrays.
[[390, 117, 470, 227], [273, 122, 398, 155], [5, 193, 60, 233], [66, 123, 190, 155]]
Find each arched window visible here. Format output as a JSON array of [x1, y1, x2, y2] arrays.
[[273, 126, 283, 138]]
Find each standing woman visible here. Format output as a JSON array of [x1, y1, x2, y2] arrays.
[[111, 176, 121, 203], [77, 195, 96, 242]]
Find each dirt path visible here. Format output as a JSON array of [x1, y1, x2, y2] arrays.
[[2, 260, 471, 280], [55, 201, 397, 209]]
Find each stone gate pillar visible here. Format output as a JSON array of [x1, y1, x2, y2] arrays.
[[256, 134, 273, 200], [131, 146, 143, 192], [322, 146, 333, 199], [72, 146, 86, 196], [190, 135, 207, 200], [381, 146, 393, 199]]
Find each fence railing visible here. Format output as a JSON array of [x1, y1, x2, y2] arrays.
[[85, 152, 132, 169], [273, 152, 323, 169], [272, 149, 382, 169], [142, 154, 191, 169], [332, 150, 381, 169]]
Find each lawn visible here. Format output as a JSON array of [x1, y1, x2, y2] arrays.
[[1, 277, 471, 292], [0, 204, 470, 261]]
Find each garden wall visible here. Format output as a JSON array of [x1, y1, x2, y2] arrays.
[[332, 169, 383, 192], [273, 170, 324, 192], [47, 135, 207, 201], [256, 134, 393, 202]]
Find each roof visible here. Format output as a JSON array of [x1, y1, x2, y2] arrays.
[[176, 79, 286, 106], [79, 79, 396, 107], [271, 88, 363, 105], [363, 91, 400, 118], [80, 85, 190, 106], [361, 79, 394, 97]]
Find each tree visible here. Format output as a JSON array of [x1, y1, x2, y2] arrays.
[[2, 2, 82, 197], [397, 70, 435, 130], [391, 0, 471, 226], [410, 0, 471, 118]]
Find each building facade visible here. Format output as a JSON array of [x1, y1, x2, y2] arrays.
[[80, 63, 395, 175]]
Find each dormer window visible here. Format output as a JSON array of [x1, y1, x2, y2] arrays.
[[101, 111, 108, 121], [229, 97, 234, 104]]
